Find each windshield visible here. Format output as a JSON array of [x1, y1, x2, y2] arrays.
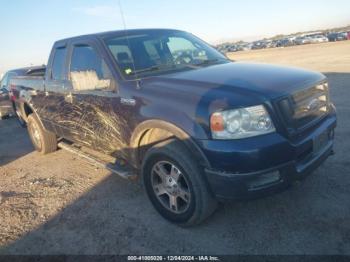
[[103, 30, 229, 79]]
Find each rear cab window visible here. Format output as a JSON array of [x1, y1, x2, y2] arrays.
[[51, 47, 67, 80]]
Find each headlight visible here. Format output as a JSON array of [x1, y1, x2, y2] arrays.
[[210, 105, 275, 139]]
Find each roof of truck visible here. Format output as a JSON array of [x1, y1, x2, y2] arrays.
[[7, 65, 46, 75], [55, 28, 184, 44]]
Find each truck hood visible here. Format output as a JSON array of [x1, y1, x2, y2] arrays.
[[147, 61, 325, 100]]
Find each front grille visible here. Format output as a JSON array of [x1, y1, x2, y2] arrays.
[[278, 82, 329, 130]]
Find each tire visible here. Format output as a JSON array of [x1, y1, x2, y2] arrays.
[[27, 114, 57, 154], [142, 139, 217, 226]]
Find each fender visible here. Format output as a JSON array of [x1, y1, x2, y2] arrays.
[[18, 92, 46, 130], [130, 119, 211, 169]]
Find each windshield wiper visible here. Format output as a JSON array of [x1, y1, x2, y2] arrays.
[[194, 59, 221, 66], [128, 59, 224, 76], [129, 64, 176, 76]]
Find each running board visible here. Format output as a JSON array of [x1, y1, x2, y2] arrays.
[[57, 142, 137, 180]]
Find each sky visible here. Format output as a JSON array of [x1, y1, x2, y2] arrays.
[[1, 0, 350, 76]]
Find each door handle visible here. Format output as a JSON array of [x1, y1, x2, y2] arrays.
[[65, 93, 74, 103]]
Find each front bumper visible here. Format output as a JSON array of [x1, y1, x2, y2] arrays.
[[198, 111, 336, 200]]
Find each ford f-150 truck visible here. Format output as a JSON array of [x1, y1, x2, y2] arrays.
[[10, 29, 336, 226]]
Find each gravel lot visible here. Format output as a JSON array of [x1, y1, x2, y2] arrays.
[[0, 41, 349, 255]]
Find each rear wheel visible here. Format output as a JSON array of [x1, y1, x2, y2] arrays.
[[142, 139, 217, 226], [27, 114, 57, 154]]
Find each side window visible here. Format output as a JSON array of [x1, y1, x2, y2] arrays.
[[51, 47, 67, 80], [69, 45, 113, 91]]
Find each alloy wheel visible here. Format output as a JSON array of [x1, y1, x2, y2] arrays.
[[151, 161, 191, 214]]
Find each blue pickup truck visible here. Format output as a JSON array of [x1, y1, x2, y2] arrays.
[[11, 29, 336, 226]]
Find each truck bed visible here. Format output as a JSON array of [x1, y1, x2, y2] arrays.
[[10, 76, 45, 92]]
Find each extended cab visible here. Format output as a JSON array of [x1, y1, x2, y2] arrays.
[[11, 29, 336, 226]]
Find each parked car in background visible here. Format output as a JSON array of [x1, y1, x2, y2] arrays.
[[294, 36, 313, 45], [0, 70, 19, 119], [343, 31, 350, 40], [227, 45, 238, 52], [216, 42, 252, 54], [0, 66, 45, 122], [241, 43, 252, 51], [233, 42, 252, 52], [251, 40, 267, 49], [0, 85, 12, 119], [327, 32, 348, 42], [276, 38, 294, 47], [310, 35, 329, 43], [267, 40, 279, 48], [339, 32, 349, 40]]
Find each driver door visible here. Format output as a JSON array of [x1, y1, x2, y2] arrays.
[[65, 41, 127, 154]]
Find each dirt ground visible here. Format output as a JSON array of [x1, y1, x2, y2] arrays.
[[0, 41, 350, 255]]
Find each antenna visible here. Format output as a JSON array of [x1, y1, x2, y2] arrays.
[[117, 0, 139, 83]]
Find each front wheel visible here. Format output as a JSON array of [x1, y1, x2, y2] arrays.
[[142, 139, 217, 226]]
